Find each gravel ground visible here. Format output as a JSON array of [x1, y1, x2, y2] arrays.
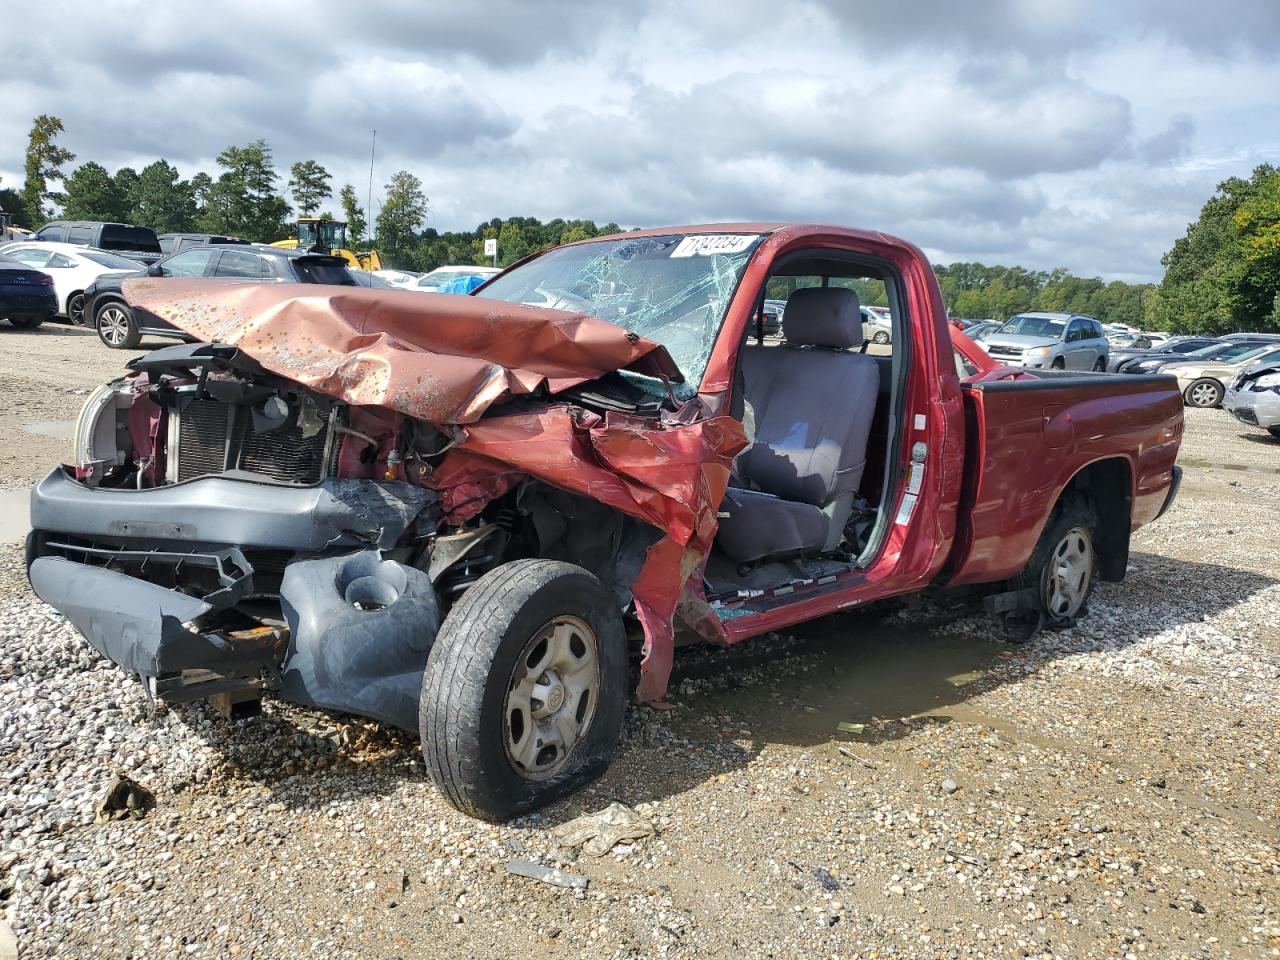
[[1, 331, 1278, 958]]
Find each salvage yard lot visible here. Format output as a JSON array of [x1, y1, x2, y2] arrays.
[[2, 325, 1279, 959]]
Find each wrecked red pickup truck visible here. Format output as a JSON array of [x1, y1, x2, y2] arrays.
[[26, 224, 1183, 819]]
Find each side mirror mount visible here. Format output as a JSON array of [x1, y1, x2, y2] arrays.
[[146, 262, 163, 277]]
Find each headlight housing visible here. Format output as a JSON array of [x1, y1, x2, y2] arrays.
[[1025, 346, 1051, 358], [73, 380, 133, 484], [1255, 372, 1280, 390]]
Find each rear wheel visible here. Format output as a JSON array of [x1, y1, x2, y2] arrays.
[[1184, 378, 1224, 408], [1002, 496, 1098, 640], [872, 330, 890, 344], [7, 317, 43, 329], [420, 559, 628, 820], [96, 301, 139, 349], [1092, 356, 1106, 372], [67, 292, 86, 326], [1268, 426, 1280, 440]]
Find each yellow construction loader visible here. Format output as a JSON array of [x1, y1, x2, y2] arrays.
[[273, 218, 382, 270]]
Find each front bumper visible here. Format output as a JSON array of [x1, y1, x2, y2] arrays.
[[1224, 386, 1280, 430], [27, 469, 441, 730]]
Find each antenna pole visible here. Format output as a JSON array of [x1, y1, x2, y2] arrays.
[[367, 129, 376, 241]]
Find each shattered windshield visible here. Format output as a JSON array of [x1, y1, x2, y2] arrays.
[[478, 233, 763, 394]]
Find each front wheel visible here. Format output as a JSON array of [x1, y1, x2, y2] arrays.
[[1268, 426, 1280, 440], [420, 559, 628, 820], [1051, 357, 1066, 370], [96, 301, 139, 349], [872, 330, 890, 344], [1184, 378, 1224, 408], [67, 292, 86, 326]]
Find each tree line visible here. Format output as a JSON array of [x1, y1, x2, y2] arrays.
[[2, 116, 1275, 332]]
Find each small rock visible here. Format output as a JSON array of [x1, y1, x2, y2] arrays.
[[812, 867, 840, 892], [941, 778, 960, 794]]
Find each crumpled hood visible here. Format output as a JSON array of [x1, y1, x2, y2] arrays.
[[122, 279, 683, 424]]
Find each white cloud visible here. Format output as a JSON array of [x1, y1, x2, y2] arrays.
[[1, 0, 1278, 280]]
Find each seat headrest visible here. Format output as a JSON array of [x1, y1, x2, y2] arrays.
[[782, 287, 863, 349]]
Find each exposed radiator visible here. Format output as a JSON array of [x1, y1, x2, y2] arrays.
[[168, 393, 339, 485]]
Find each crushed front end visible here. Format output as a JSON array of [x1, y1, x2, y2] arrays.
[[27, 343, 458, 730]]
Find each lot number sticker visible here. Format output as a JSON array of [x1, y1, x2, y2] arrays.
[[670, 235, 756, 257]]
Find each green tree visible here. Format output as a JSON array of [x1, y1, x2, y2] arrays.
[[339, 184, 367, 247], [288, 160, 332, 217], [1153, 164, 1280, 334], [374, 171, 428, 268], [0, 188, 30, 228], [22, 115, 75, 223], [59, 161, 128, 222], [196, 140, 290, 242], [129, 160, 198, 233]]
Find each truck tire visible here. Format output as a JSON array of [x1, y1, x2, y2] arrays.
[[96, 301, 140, 349], [1183, 378, 1223, 408], [1003, 495, 1098, 639], [420, 559, 628, 821]]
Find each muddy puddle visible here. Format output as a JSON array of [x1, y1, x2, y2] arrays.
[[21, 420, 74, 440], [670, 610, 1007, 747]]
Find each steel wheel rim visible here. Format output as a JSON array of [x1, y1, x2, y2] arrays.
[[1043, 526, 1092, 619], [99, 306, 129, 345], [68, 295, 84, 325], [1190, 383, 1218, 406], [503, 615, 600, 781]]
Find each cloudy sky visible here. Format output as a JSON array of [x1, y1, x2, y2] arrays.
[[2, 0, 1278, 281]]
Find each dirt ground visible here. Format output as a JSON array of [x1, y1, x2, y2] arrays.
[[1, 325, 1278, 958]]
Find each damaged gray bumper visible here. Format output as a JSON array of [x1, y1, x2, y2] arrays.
[[27, 468, 442, 731], [30, 466, 434, 550]]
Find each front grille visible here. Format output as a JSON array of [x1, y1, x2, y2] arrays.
[[169, 393, 338, 485], [987, 346, 1022, 359]]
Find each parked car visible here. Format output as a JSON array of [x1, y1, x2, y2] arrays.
[[349, 269, 395, 288], [32, 221, 163, 265], [981, 312, 1109, 370], [26, 223, 1183, 820], [1224, 360, 1280, 439], [413, 264, 501, 291], [1162, 343, 1280, 408], [372, 269, 423, 289], [86, 244, 355, 349], [0, 253, 58, 328], [860, 305, 892, 344], [1222, 332, 1280, 343], [1107, 335, 1222, 373], [1120, 338, 1274, 374], [1107, 331, 1153, 349], [963, 321, 1001, 344], [0, 241, 142, 324], [158, 233, 251, 255]]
